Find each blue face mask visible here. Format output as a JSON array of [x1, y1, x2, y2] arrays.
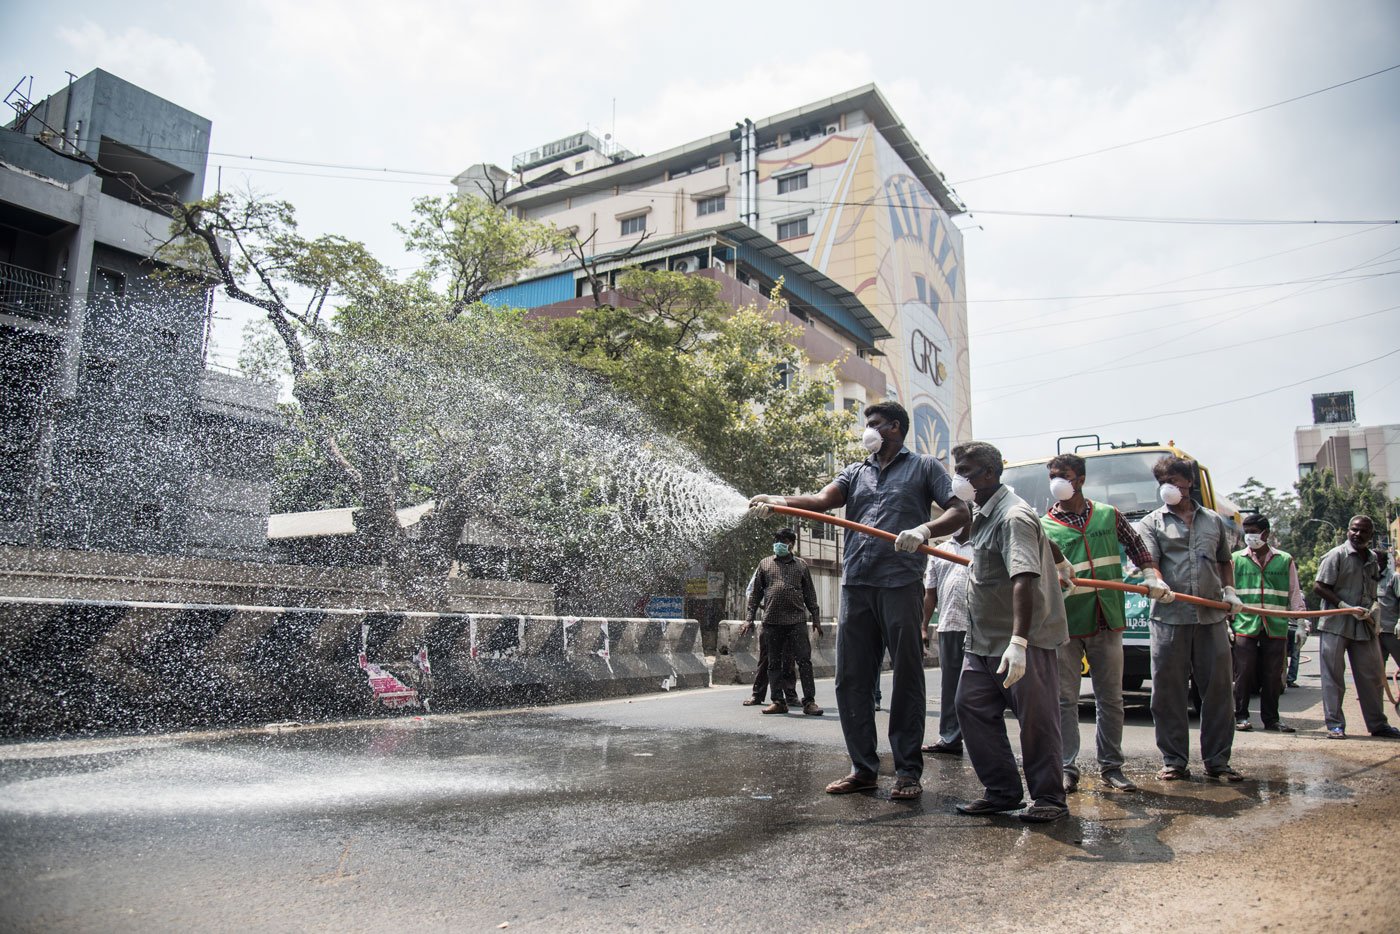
[[773, 543, 791, 557]]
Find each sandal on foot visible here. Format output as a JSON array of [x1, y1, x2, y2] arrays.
[[1156, 765, 1191, 782], [825, 773, 878, 795], [1205, 766, 1244, 783], [890, 778, 923, 800]]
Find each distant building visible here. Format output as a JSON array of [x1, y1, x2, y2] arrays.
[[1294, 391, 1400, 500], [0, 68, 281, 557], [458, 83, 970, 460]]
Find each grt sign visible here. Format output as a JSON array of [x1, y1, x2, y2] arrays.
[[910, 328, 947, 386]]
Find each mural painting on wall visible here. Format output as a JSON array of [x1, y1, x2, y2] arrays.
[[758, 126, 970, 461]]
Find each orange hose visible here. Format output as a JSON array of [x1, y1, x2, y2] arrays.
[[768, 503, 1354, 620]]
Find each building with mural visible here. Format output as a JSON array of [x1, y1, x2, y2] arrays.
[[456, 83, 970, 459]]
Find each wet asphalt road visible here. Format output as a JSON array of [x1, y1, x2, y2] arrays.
[[1, 653, 1397, 932]]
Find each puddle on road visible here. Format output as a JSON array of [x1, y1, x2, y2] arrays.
[[0, 711, 1381, 876]]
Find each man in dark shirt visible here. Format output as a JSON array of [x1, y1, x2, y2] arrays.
[[749, 401, 969, 800], [740, 528, 824, 716]]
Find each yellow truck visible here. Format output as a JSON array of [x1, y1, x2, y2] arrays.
[[1001, 436, 1241, 691]]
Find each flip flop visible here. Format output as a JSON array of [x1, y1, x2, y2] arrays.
[[890, 778, 923, 800], [825, 773, 878, 794]]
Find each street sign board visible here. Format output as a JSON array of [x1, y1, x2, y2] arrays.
[[645, 596, 685, 618]]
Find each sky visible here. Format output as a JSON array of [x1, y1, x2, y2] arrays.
[[3, 0, 1399, 499]]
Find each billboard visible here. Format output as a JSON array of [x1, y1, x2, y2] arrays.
[[1312, 391, 1355, 425]]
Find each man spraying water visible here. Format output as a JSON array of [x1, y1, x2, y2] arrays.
[[749, 401, 969, 800]]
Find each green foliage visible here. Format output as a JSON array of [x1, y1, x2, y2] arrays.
[[396, 194, 568, 317], [542, 268, 857, 594]]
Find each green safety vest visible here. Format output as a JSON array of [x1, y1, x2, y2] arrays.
[[1040, 501, 1126, 638], [1232, 549, 1293, 639]]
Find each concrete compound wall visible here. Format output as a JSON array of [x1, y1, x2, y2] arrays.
[[0, 597, 707, 739]]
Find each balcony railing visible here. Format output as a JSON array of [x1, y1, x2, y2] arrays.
[[0, 261, 70, 323]]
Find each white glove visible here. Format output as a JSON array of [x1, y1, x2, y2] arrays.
[[747, 494, 787, 518], [1143, 567, 1174, 602], [1392, 620, 1400, 638], [895, 526, 929, 553], [1339, 601, 1369, 620], [1055, 559, 1074, 590], [1222, 586, 1245, 615], [997, 636, 1028, 688], [1297, 620, 1310, 638]]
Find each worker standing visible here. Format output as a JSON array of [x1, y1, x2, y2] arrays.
[[1040, 454, 1168, 793], [1313, 516, 1400, 739], [950, 442, 1070, 824], [1137, 455, 1245, 782], [748, 401, 969, 800], [1230, 513, 1305, 733]]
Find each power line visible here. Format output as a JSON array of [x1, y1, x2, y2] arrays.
[[981, 345, 1400, 442], [965, 209, 1400, 226], [949, 63, 1400, 185], [974, 304, 1400, 395]]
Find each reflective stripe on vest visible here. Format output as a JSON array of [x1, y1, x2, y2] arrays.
[[1231, 549, 1293, 639], [1041, 501, 1126, 638]]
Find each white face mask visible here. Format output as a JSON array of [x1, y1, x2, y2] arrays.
[[861, 426, 883, 454], [1245, 533, 1266, 550], [1048, 477, 1075, 502], [1159, 483, 1184, 506], [950, 473, 977, 502]]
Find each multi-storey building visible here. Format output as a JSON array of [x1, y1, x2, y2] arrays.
[[1295, 392, 1400, 500], [458, 83, 971, 460], [0, 68, 280, 557]]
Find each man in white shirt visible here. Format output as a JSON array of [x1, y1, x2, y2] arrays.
[[921, 526, 972, 756]]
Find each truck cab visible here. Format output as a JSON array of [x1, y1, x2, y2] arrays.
[[1001, 438, 1239, 692]]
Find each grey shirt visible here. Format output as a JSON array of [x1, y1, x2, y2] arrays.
[[834, 446, 956, 588], [1315, 541, 1383, 640], [965, 485, 1069, 655], [1138, 504, 1233, 626], [1378, 571, 1400, 628]]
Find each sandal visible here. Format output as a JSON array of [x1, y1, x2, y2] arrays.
[[890, 777, 923, 800], [825, 773, 879, 795], [1156, 765, 1191, 782], [1205, 766, 1244, 783]]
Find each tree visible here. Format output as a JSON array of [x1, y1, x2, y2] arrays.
[[1233, 470, 1398, 606], [40, 137, 574, 601], [1229, 477, 1299, 538], [541, 268, 857, 599]]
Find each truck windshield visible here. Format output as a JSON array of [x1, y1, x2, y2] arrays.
[[1002, 451, 1166, 519]]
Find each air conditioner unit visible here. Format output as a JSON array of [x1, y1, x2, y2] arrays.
[[643, 262, 666, 272], [672, 258, 697, 274], [825, 123, 839, 135], [713, 259, 727, 274]]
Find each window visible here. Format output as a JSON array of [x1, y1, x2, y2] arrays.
[[621, 214, 647, 236], [773, 362, 792, 389], [1351, 447, 1369, 473], [94, 268, 126, 297], [777, 217, 809, 240], [574, 160, 584, 171], [777, 172, 808, 194], [696, 194, 725, 216]]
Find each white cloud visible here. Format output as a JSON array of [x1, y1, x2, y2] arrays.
[[57, 22, 216, 115]]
